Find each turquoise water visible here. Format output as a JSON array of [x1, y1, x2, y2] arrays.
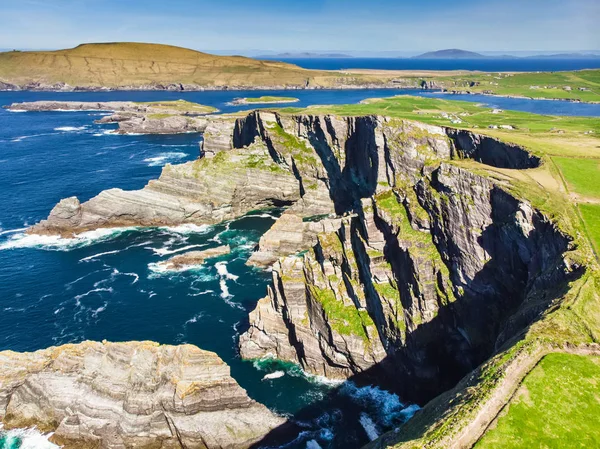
[[0, 90, 599, 448]]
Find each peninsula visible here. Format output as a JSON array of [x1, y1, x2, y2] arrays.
[[9, 94, 599, 448]]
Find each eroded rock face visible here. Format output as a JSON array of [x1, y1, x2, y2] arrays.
[[26, 109, 567, 403], [0, 341, 285, 449], [233, 112, 577, 403], [28, 140, 301, 236]]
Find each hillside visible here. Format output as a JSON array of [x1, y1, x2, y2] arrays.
[[0, 42, 403, 90], [414, 49, 485, 59]]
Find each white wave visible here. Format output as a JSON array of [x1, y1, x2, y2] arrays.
[[184, 312, 205, 325], [91, 302, 108, 317], [189, 289, 214, 297], [74, 287, 113, 301], [54, 125, 88, 132], [0, 426, 60, 449], [398, 403, 420, 420], [340, 382, 419, 426], [151, 243, 207, 256], [79, 249, 121, 262], [0, 227, 27, 236], [121, 272, 140, 284], [159, 224, 212, 235], [359, 413, 379, 441], [144, 152, 188, 166], [0, 227, 137, 251], [306, 440, 323, 449], [219, 278, 230, 298], [93, 129, 118, 136], [250, 213, 278, 219], [6, 109, 27, 113], [262, 371, 286, 381], [12, 133, 53, 142], [215, 261, 238, 281]]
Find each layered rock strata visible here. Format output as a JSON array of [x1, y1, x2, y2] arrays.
[[0, 340, 285, 449], [5, 100, 216, 134]]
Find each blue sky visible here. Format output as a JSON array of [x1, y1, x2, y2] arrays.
[[0, 0, 598, 54]]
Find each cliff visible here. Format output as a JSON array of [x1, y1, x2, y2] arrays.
[[25, 109, 598, 447], [0, 340, 284, 449]]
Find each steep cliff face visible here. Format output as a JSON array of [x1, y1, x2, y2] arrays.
[[236, 112, 579, 403], [0, 341, 285, 449]]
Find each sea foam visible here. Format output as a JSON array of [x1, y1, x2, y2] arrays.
[[0, 227, 138, 251]]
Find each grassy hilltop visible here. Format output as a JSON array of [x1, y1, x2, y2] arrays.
[[0, 42, 402, 89]]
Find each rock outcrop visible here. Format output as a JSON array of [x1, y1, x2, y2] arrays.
[[5, 100, 217, 134], [0, 340, 285, 449], [227, 111, 578, 404], [157, 245, 231, 271], [28, 138, 301, 236]]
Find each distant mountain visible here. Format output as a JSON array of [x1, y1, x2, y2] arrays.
[[413, 49, 485, 59], [523, 53, 600, 59], [412, 49, 600, 60], [259, 52, 353, 59]]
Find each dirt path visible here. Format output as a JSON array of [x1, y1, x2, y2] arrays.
[[451, 344, 600, 449]]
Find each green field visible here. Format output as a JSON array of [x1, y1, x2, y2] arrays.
[[427, 69, 600, 103], [242, 96, 299, 104], [475, 353, 600, 448], [554, 157, 600, 198], [135, 99, 218, 114], [580, 204, 600, 256]]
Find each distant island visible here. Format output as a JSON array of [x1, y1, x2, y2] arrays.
[[230, 96, 300, 105], [414, 48, 600, 59], [259, 52, 353, 59], [414, 49, 485, 59]]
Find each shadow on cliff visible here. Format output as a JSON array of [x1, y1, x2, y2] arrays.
[[249, 266, 579, 449]]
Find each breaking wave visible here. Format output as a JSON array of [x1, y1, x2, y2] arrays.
[[0, 227, 138, 251], [144, 152, 188, 166], [54, 126, 88, 132], [0, 426, 60, 449]]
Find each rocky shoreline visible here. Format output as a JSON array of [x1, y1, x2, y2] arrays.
[[7, 106, 595, 448], [5, 100, 219, 135], [0, 340, 285, 449], [0, 80, 416, 92]]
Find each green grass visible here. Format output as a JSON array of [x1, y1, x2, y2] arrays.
[[309, 285, 375, 341], [475, 353, 600, 449], [427, 70, 600, 103], [554, 157, 600, 198], [580, 204, 600, 256], [136, 99, 218, 114], [285, 96, 600, 140], [242, 96, 299, 104]]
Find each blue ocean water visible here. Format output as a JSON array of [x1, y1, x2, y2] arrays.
[[262, 57, 600, 72], [0, 89, 599, 449]]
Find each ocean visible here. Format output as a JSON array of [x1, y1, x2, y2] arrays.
[[0, 88, 599, 449], [261, 57, 600, 72]]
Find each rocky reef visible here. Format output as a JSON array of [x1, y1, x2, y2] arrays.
[[5, 100, 217, 134], [156, 245, 231, 271], [0, 340, 284, 449]]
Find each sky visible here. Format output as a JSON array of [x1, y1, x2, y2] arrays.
[[0, 0, 598, 55]]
